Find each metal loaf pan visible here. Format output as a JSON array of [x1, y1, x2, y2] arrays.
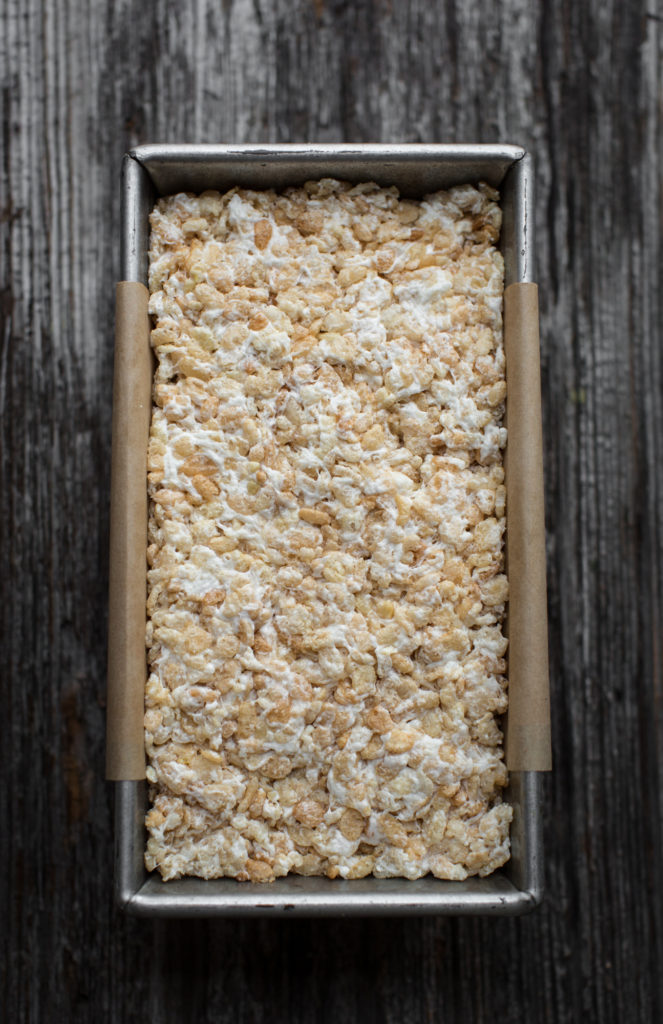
[[115, 143, 542, 917]]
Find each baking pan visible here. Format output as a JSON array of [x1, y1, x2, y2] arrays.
[[111, 144, 546, 916]]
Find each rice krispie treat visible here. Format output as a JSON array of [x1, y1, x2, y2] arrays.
[[144, 178, 512, 882]]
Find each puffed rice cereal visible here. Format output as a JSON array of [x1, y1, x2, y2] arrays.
[[144, 178, 513, 882]]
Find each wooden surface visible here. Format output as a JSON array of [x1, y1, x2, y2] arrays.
[[1, 0, 661, 1020]]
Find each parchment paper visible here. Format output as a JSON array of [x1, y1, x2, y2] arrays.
[[105, 279, 552, 777], [503, 282, 552, 771], [106, 282, 151, 780]]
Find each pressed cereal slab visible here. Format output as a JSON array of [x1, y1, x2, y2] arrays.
[[143, 178, 512, 883]]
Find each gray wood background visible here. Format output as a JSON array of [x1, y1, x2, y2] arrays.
[[2, 0, 661, 1020]]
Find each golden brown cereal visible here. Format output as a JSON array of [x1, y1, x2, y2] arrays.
[[144, 180, 512, 883]]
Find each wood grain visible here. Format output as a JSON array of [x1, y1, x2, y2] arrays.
[[1, 0, 661, 1020]]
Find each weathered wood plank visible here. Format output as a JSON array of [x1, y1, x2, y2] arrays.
[[1, 0, 661, 1020]]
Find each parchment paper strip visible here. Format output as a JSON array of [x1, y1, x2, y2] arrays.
[[503, 282, 552, 771], [106, 282, 151, 780], [105, 280, 550, 775]]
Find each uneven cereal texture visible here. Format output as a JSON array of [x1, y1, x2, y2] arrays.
[[144, 179, 512, 882]]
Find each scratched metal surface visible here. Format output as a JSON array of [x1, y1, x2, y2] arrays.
[[1, 1, 661, 1020]]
